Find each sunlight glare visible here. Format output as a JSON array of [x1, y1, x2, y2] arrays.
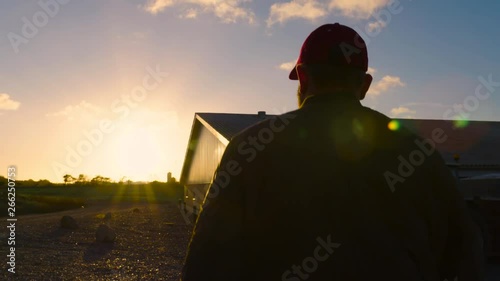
[[113, 127, 164, 181]]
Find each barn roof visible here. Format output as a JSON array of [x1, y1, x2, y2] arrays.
[[180, 112, 500, 184], [180, 112, 276, 184], [196, 112, 276, 145], [395, 119, 500, 165]]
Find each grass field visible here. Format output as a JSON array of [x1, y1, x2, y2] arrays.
[[0, 182, 183, 216]]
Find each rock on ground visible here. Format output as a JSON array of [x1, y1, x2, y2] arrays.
[[104, 212, 112, 221], [95, 224, 116, 243], [60, 215, 78, 229]]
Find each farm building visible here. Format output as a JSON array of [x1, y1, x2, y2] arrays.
[[180, 113, 500, 206], [179, 111, 275, 211]]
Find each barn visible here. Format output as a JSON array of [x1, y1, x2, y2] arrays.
[[179, 111, 274, 212], [180, 113, 500, 207]]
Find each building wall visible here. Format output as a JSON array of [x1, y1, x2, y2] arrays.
[[186, 124, 227, 185], [183, 123, 227, 213], [184, 183, 210, 215]]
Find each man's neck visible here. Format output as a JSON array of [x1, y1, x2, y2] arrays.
[[300, 92, 361, 107], [302, 91, 359, 106]]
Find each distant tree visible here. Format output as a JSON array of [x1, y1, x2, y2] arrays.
[[0, 176, 7, 186], [63, 174, 75, 185], [119, 176, 127, 184], [23, 179, 36, 187], [76, 174, 89, 184], [37, 179, 52, 187], [91, 175, 111, 185]]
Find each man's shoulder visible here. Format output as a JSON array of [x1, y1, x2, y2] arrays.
[[230, 110, 301, 142], [228, 105, 422, 149], [358, 106, 418, 139]]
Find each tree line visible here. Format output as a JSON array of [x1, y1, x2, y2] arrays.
[[63, 174, 112, 185], [0, 173, 177, 188]]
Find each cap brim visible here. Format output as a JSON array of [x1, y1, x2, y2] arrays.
[[289, 65, 298, 80]]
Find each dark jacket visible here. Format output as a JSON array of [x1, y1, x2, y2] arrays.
[[181, 93, 484, 281]]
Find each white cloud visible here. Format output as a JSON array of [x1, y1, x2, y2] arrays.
[[390, 106, 416, 117], [143, 0, 255, 24], [180, 8, 198, 19], [367, 19, 387, 33], [212, 1, 256, 24], [278, 60, 297, 71], [267, 0, 327, 27], [328, 0, 391, 19], [266, 0, 394, 30], [144, 0, 175, 15], [403, 102, 449, 109], [368, 75, 405, 96], [46, 101, 103, 121], [367, 67, 376, 75], [391, 106, 417, 116], [0, 93, 21, 111]]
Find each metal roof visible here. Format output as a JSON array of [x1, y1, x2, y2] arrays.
[[196, 112, 276, 144], [180, 113, 500, 184], [395, 118, 500, 165], [179, 112, 276, 184], [195, 114, 500, 165]]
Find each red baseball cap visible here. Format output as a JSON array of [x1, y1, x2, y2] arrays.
[[289, 23, 368, 80]]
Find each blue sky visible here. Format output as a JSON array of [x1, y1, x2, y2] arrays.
[[1, 0, 499, 182]]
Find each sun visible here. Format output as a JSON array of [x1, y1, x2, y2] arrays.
[[112, 127, 164, 181]]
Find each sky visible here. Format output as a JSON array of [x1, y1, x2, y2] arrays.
[[0, 0, 499, 183]]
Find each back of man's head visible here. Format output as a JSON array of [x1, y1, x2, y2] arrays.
[[289, 23, 373, 104]]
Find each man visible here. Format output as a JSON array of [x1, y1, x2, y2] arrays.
[[181, 23, 484, 281]]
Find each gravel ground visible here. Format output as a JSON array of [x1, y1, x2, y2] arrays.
[[1, 202, 193, 281], [2, 201, 499, 280]]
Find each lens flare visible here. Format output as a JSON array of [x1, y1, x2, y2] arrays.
[[453, 119, 469, 128], [388, 120, 400, 131]]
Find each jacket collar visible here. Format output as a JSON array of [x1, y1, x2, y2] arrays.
[[301, 92, 362, 108]]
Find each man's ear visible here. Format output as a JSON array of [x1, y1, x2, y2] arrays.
[[358, 73, 373, 100], [296, 64, 307, 85], [296, 64, 309, 96]]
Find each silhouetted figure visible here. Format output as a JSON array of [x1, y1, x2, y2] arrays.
[[181, 23, 484, 281]]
